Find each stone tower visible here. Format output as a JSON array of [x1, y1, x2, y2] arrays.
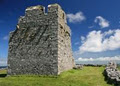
[[8, 4, 75, 75]]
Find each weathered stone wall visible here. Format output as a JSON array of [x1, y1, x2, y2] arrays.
[[7, 4, 75, 75], [57, 8, 75, 74]]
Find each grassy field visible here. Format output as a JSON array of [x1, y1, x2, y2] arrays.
[[0, 67, 113, 86], [118, 65, 120, 70]]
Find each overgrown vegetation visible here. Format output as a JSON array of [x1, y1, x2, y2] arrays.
[[0, 67, 113, 86]]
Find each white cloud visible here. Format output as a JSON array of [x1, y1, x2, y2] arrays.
[[80, 31, 103, 53], [104, 29, 114, 36], [67, 11, 86, 23], [3, 35, 9, 40], [79, 29, 120, 53], [76, 56, 120, 62], [0, 58, 7, 66], [81, 36, 85, 41], [81, 36, 85, 43], [88, 25, 94, 29], [95, 16, 109, 28], [75, 42, 80, 45]]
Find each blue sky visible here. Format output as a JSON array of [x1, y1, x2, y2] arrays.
[[0, 0, 120, 66]]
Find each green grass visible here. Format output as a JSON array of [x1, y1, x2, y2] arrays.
[[118, 65, 120, 70], [0, 67, 113, 86], [0, 69, 7, 74]]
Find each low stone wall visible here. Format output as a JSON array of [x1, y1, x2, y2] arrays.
[[103, 62, 120, 85]]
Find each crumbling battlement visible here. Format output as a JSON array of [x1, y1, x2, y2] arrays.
[[18, 4, 68, 29], [8, 4, 75, 75]]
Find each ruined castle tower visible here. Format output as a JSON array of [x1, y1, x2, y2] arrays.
[[8, 4, 75, 75]]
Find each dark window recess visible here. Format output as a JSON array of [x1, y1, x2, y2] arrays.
[[60, 24, 63, 29], [41, 8, 43, 11], [63, 13, 64, 19]]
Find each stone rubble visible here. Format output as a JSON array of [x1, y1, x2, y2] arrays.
[[103, 62, 120, 85], [73, 64, 83, 70]]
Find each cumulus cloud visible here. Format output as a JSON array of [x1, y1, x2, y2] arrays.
[[76, 56, 120, 62], [79, 29, 120, 53], [95, 16, 109, 28], [104, 29, 114, 36], [0, 58, 7, 66], [3, 35, 9, 40], [67, 11, 86, 23]]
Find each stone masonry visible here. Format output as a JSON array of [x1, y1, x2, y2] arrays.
[[7, 4, 75, 75]]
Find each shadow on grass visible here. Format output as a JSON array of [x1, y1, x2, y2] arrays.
[[0, 74, 7, 78]]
